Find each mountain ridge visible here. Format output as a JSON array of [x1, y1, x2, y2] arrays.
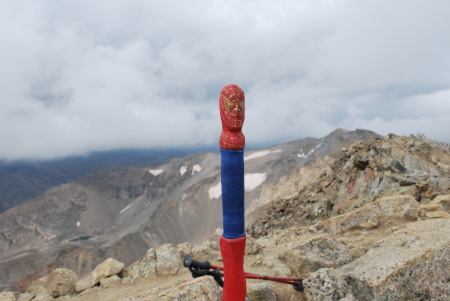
[[0, 128, 380, 292], [2, 129, 450, 300]]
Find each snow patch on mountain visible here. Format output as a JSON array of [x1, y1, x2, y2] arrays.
[[180, 166, 187, 176], [208, 182, 222, 199], [245, 173, 267, 192], [120, 199, 139, 214], [192, 164, 202, 175], [149, 169, 163, 176], [46, 235, 56, 241], [244, 150, 282, 161], [298, 148, 316, 158]]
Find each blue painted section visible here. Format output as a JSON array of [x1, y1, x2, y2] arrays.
[[220, 149, 245, 239]]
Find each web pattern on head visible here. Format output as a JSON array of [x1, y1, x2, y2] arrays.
[[220, 84, 245, 150]]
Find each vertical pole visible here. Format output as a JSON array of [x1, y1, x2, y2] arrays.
[[219, 84, 246, 300]]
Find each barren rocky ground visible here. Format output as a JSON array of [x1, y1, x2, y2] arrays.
[[2, 132, 450, 300]]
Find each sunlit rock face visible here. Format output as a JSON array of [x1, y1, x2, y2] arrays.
[[248, 133, 450, 238]]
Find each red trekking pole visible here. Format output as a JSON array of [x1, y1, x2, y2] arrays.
[[219, 84, 247, 300], [183, 255, 304, 292]]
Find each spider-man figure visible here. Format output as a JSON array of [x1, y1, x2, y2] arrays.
[[219, 84, 245, 150]]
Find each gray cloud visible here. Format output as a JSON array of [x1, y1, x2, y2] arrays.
[[1, 0, 450, 160]]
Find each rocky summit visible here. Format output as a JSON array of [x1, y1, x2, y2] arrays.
[[0, 128, 378, 292], [1, 130, 450, 300]]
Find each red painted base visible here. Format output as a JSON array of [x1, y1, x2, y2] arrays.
[[220, 235, 247, 301]]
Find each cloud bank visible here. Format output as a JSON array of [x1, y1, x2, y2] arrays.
[[1, 0, 449, 160]]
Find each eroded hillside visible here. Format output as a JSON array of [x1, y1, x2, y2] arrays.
[[1, 132, 450, 300], [0, 129, 379, 292], [248, 133, 450, 237]]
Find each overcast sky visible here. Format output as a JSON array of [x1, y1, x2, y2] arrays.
[[1, 0, 450, 161]]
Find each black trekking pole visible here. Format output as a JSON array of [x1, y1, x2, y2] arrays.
[[183, 255, 303, 292]]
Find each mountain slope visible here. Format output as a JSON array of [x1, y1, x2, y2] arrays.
[[248, 133, 450, 237], [0, 148, 213, 214], [0, 128, 379, 292]]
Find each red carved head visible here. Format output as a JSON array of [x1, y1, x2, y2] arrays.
[[219, 84, 245, 149], [220, 84, 245, 132]]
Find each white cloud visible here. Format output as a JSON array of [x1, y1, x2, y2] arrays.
[[1, 0, 449, 160]]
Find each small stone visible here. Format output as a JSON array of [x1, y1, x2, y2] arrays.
[[75, 258, 124, 293], [176, 242, 193, 257], [246, 283, 276, 301], [100, 275, 122, 288], [33, 295, 53, 301], [0, 291, 18, 301], [26, 268, 79, 297], [155, 244, 182, 276], [96, 258, 125, 280], [123, 248, 157, 281], [425, 210, 450, 219], [17, 293, 34, 301], [245, 236, 262, 255], [75, 273, 96, 293]]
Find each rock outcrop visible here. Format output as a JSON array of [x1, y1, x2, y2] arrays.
[[26, 268, 78, 298], [318, 195, 419, 235], [304, 218, 450, 301], [283, 234, 353, 276], [248, 133, 450, 238]]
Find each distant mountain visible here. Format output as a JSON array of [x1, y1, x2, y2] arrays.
[[0, 128, 380, 292], [4, 131, 450, 300], [0, 147, 217, 214]]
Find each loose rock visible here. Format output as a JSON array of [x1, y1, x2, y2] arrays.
[[100, 275, 122, 288], [26, 268, 79, 298], [246, 283, 277, 301], [75, 258, 124, 293], [0, 291, 18, 301], [319, 195, 418, 234], [123, 248, 157, 281], [155, 244, 183, 276], [283, 234, 352, 276]]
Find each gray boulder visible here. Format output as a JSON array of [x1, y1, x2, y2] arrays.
[[75, 258, 124, 293], [155, 244, 183, 276], [0, 291, 18, 301], [418, 194, 450, 219], [26, 268, 79, 297], [100, 275, 122, 288], [246, 283, 277, 301], [33, 295, 53, 301], [123, 248, 157, 281], [319, 195, 419, 235], [283, 234, 352, 276]]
